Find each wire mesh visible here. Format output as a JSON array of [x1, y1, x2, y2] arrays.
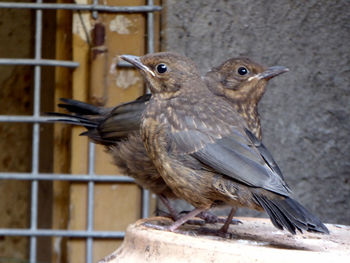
[[0, 1, 161, 262]]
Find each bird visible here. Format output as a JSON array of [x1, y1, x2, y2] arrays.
[[121, 51, 329, 235], [50, 55, 289, 226]]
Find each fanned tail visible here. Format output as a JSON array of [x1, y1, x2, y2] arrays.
[[253, 194, 329, 235]]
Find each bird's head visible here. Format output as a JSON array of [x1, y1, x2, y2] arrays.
[[206, 57, 289, 103], [120, 52, 201, 97]]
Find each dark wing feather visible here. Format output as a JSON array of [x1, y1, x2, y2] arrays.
[[244, 129, 285, 180], [58, 98, 107, 115], [135, 93, 152, 102], [172, 125, 290, 196], [253, 194, 329, 234], [46, 112, 99, 127], [108, 93, 150, 115], [98, 95, 148, 139], [47, 95, 149, 144]]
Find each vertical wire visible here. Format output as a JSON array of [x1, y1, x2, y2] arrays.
[[145, 0, 154, 96], [141, 0, 155, 218], [86, 142, 95, 263], [147, 0, 155, 54], [92, 0, 99, 19], [30, 0, 43, 262], [88, 0, 98, 259]]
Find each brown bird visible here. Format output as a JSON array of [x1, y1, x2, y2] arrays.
[[122, 52, 329, 235], [51, 55, 288, 225]]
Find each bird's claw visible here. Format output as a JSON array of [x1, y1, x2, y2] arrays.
[[179, 210, 242, 225], [185, 219, 206, 226], [196, 227, 235, 238], [218, 218, 242, 225]]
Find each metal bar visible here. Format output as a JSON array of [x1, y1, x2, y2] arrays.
[[147, 0, 155, 54], [86, 142, 95, 263], [0, 172, 135, 182], [0, 3, 162, 12], [140, 0, 155, 219], [0, 229, 125, 238], [0, 58, 79, 67], [0, 115, 87, 123], [29, 175, 39, 263], [142, 190, 150, 218], [29, 1, 42, 262], [145, 0, 154, 94]]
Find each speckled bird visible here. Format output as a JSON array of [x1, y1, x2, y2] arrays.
[[121, 52, 329, 234], [51, 55, 289, 225]]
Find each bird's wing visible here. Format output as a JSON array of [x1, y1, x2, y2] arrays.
[[171, 123, 291, 196], [98, 110, 142, 140], [99, 94, 149, 139], [244, 128, 285, 181], [109, 94, 150, 116]]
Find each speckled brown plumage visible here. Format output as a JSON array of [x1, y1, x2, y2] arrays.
[[111, 130, 175, 198], [206, 57, 268, 140], [110, 57, 288, 206], [123, 52, 328, 234], [50, 55, 288, 222]]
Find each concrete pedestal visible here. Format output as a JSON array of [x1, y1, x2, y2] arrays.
[[99, 217, 350, 263]]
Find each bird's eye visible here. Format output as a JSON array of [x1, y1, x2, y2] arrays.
[[238, 67, 249, 75], [156, 63, 168, 74]]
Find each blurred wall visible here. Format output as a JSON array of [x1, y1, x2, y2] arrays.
[[0, 4, 33, 259], [162, 0, 350, 224]]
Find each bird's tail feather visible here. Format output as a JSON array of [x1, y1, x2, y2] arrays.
[[46, 112, 99, 128], [46, 98, 103, 128], [253, 193, 329, 235], [46, 96, 149, 145], [58, 98, 104, 115]]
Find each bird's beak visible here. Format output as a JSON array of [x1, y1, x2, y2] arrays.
[[120, 55, 155, 77], [257, 66, 289, 80]]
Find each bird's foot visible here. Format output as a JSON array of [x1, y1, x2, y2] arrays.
[[179, 210, 242, 225], [185, 219, 206, 226], [198, 211, 242, 225], [156, 209, 177, 221], [155, 210, 207, 226], [196, 227, 235, 239], [144, 208, 207, 233]]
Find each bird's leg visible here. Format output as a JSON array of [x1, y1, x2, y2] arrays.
[[158, 194, 179, 221], [157, 196, 206, 225], [195, 208, 240, 237], [168, 208, 207, 231], [177, 208, 241, 225], [219, 207, 237, 233], [179, 210, 226, 224], [144, 208, 207, 232]]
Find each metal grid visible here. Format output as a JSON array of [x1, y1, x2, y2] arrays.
[[0, 1, 161, 263]]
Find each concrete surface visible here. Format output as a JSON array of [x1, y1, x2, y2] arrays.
[[160, 0, 350, 225], [99, 217, 350, 263]]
